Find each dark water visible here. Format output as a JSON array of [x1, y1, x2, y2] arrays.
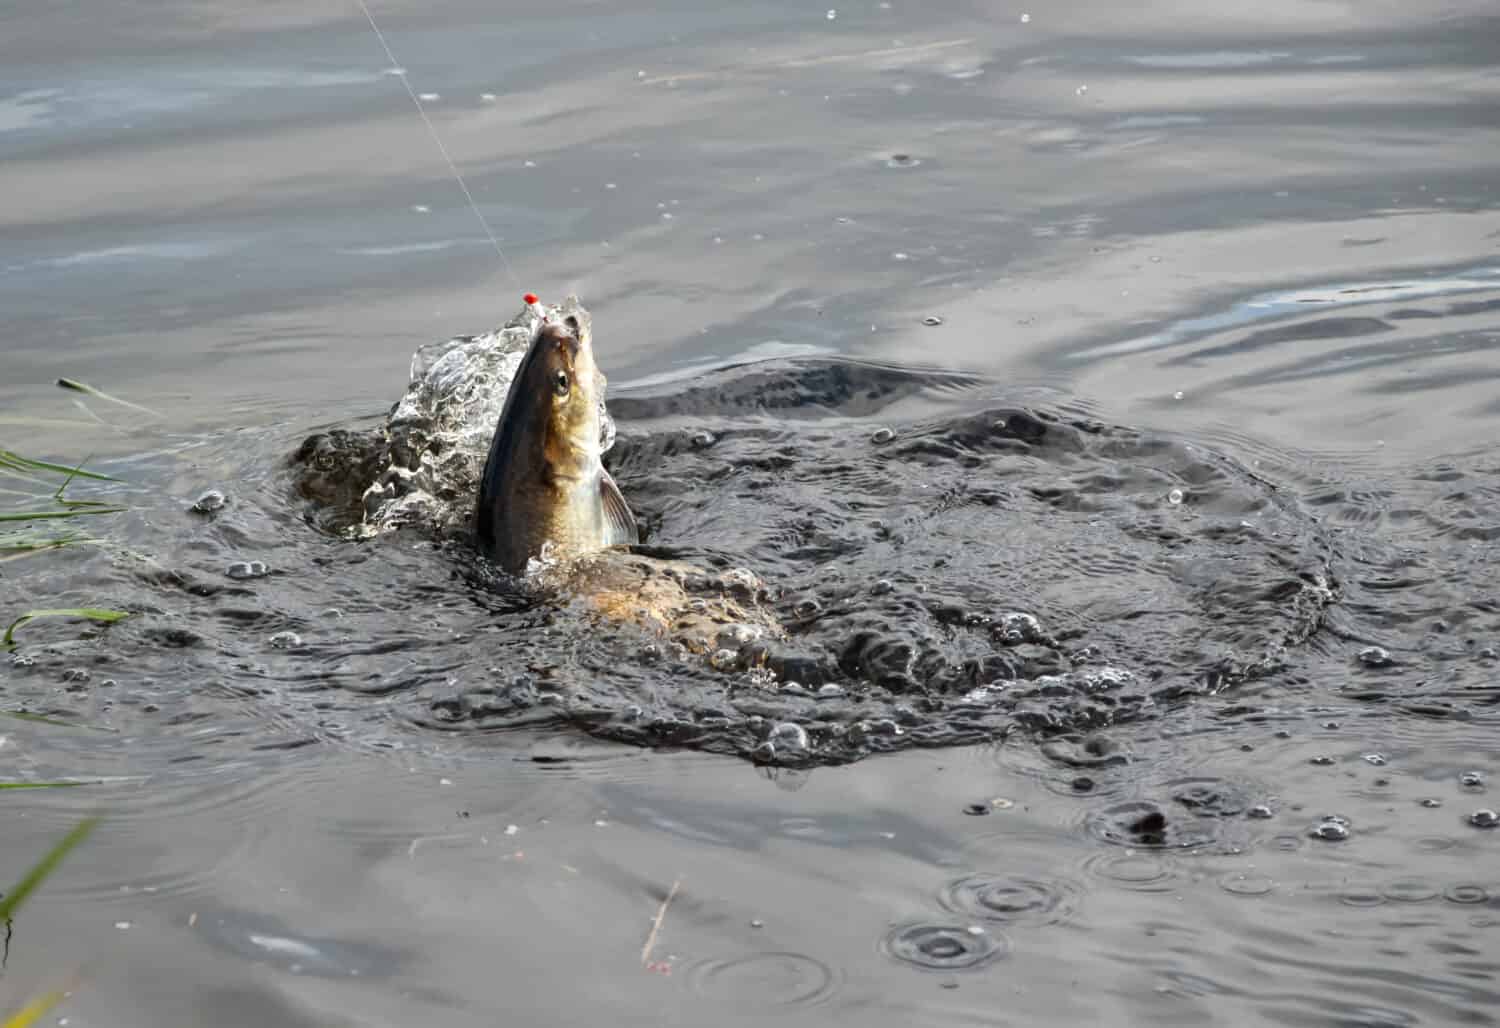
[[4, 0, 1500, 1024]]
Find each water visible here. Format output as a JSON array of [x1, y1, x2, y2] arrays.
[[3, 0, 1499, 1023]]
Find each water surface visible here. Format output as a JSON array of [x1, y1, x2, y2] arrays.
[[3, 0, 1499, 1024]]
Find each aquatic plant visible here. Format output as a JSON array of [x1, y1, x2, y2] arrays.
[[0, 819, 99, 1028], [1, 449, 128, 646]]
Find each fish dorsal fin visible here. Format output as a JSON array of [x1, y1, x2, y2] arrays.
[[599, 469, 639, 547]]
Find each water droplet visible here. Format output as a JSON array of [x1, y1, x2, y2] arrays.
[[816, 684, 845, 699], [892, 251, 910, 261], [1020, 12, 1031, 22], [480, 93, 497, 102], [750, 918, 764, 928], [887, 153, 918, 168], [1173, 390, 1184, 400], [1460, 771, 1485, 789], [1309, 755, 1335, 766], [1167, 488, 1184, 505], [661, 212, 674, 220], [1420, 798, 1443, 809], [191, 489, 226, 513], [871, 427, 896, 444], [410, 204, 430, 214], [1075, 84, 1088, 96], [268, 631, 302, 650], [637, 70, 646, 79], [922, 315, 944, 326], [826, 8, 837, 19], [1363, 753, 1387, 766], [417, 92, 440, 102], [1469, 809, 1499, 829], [115, 921, 131, 930]]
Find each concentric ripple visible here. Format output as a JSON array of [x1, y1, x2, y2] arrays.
[[937, 873, 1083, 926], [684, 951, 841, 1009], [1080, 851, 1180, 892], [879, 923, 1009, 972]]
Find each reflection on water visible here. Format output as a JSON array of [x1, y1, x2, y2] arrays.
[[2, 0, 1499, 1024]]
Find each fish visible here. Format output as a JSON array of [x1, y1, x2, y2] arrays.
[[474, 310, 639, 573]]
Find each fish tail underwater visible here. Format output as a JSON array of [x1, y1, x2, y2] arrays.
[[2, 0, 1499, 1023]]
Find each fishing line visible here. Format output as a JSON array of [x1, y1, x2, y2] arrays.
[[354, 0, 521, 289]]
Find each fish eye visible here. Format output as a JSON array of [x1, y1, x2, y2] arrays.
[[553, 369, 570, 396]]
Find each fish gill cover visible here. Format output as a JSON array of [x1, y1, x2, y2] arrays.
[[281, 299, 1340, 766]]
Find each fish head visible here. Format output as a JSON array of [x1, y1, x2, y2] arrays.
[[529, 314, 606, 473]]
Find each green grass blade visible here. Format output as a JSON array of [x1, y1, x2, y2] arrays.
[[0, 450, 116, 482], [0, 818, 99, 922], [0, 507, 126, 523], [0, 782, 91, 790], [4, 608, 129, 648], [56, 378, 163, 420]]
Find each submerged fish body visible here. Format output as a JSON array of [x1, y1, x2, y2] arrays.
[[474, 307, 638, 573]]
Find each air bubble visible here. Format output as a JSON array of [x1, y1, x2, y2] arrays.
[[268, 631, 302, 650], [1309, 815, 1350, 841], [227, 561, 269, 580], [871, 427, 896, 444], [922, 316, 944, 327], [826, 8, 836, 19], [1460, 771, 1484, 789], [1358, 646, 1394, 667], [191, 490, 226, 513], [1469, 809, 1499, 829], [1247, 804, 1274, 819], [1020, 12, 1031, 22], [768, 722, 809, 753], [1363, 753, 1387, 766], [1167, 488, 1184, 505]]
